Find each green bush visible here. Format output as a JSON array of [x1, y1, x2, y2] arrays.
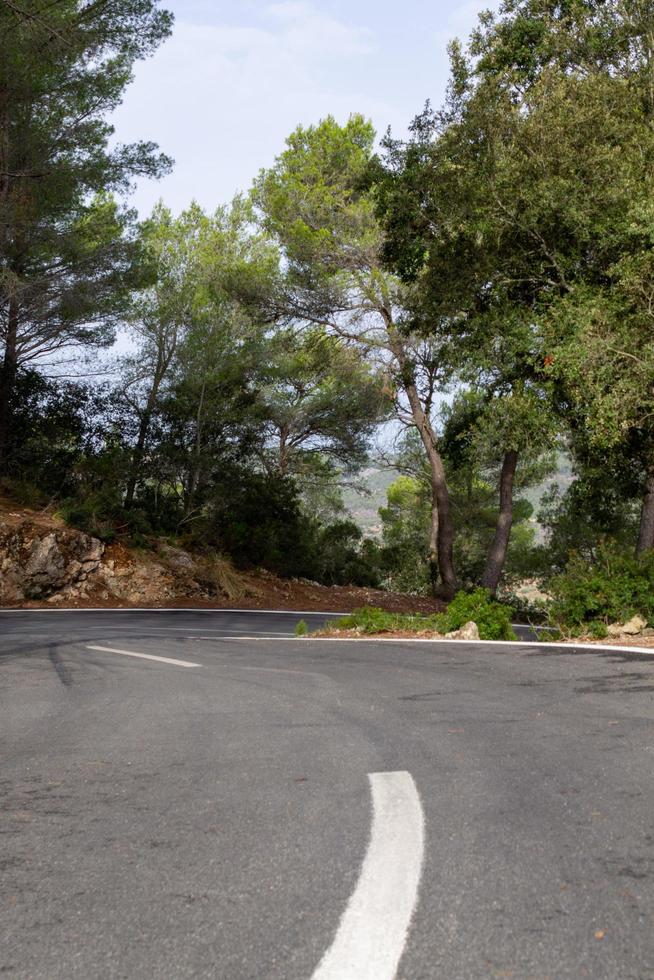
[[57, 491, 129, 543], [547, 546, 654, 633], [0, 478, 49, 509], [587, 620, 609, 639], [331, 606, 437, 634], [435, 588, 517, 641], [313, 520, 382, 587], [59, 490, 174, 547], [327, 589, 516, 641]]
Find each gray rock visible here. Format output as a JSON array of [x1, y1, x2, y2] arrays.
[[622, 615, 647, 635], [607, 616, 647, 637], [445, 621, 480, 641], [159, 544, 196, 570], [0, 522, 105, 601], [0, 516, 231, 606]]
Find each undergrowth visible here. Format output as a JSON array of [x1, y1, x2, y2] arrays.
[[547, 546, 654, 635], [324, 589, 516, 641]]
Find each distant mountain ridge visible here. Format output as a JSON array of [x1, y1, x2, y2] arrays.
[[343, 458, 574, 538]]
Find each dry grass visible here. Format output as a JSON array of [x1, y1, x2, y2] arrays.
[[195, 554, 254, 601]]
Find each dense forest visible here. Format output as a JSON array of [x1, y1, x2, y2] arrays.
[[2, 0, 654, 633]]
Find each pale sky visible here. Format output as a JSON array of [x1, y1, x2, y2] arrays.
[[111, 0, 497, 217]]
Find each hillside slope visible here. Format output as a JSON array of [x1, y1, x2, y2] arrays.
[[0, 499, 443, 614]]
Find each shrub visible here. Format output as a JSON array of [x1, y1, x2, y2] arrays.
[[327, 590, 516, 641], [58, 494, 121, 542], [331, 606, 435, 634], [0, 478, 49, 509], [205, 472, 318, 577], [314, 520, 382, 587], [547, 546, 654, 633], [295, 620, 308, 636], [434, 589, 517, 641], [587, 620, 609, 639]]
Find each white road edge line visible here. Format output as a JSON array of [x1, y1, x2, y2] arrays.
[[192, 631, 293, 637], [1, 608, 349, 616], [86, 645, 201, 668], [312, 771, 424, 980], [188, 636, 654, 656]]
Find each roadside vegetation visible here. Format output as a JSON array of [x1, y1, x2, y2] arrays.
[[2, 0, 654, 635], [547, 549, 654, 638], [321, 591, 517, 642]]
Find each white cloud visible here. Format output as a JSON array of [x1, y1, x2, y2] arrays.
[[432, 0, 492, 54], [111, 3, 387, 215], [265, 2, 374, 55]]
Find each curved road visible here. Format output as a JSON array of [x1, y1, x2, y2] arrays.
[[2, 609, 654, 979]]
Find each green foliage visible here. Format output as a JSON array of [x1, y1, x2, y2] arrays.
[[200, 472, 307, 574], [538, 465, 641, 572], [254, 114, 378, 272], [0, 479, 49, 510], [4, 370, 110, 499], [58, 495, 122, 544], [257, 327, 388, 480], [1, 0, 173, 467], [254, 114, 462, 592], [547, 547, 654, 633], [379, 409, 549, 594], [379, 475, 433, 594], [588, 621, 609, 640], [374, 0, 654, 576], [295, 620, 308, 636], [7, 0, 654, 612], [0, 210, 386, 586], [331, 606, 441, 634], [436, 589, 517, 641], [312, 520, 381, 587], [329, 590, 516, 641]]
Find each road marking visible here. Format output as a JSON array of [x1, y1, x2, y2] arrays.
[[203, 637, 654, 656], [312, 771, 424, 980], [57, 627, 296, 635], [3, 614, 650, 656], [86, 645, 201, 668], [87, 627, 296, 634], [191, 630, 293, 637], [229, 665, 315, 675], [2, 608, 348, 616]]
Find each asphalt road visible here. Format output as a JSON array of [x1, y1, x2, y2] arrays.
[[2, 609, 654, 980]]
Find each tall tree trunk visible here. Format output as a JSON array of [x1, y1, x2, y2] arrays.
[[636, 465, 654, 555], [124, 341, 175, 508], [124, 407, 154, 509], [278, 424, 289, 477], [0, 294, 19, 472], [428, 495, 439, 597], [481, 450, 518, 594], [385, 324, 457, 597], [184, 379, 206, 519], [403, 381, 458, 598]]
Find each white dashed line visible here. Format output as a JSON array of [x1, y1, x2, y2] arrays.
[[86, 645, 201, 668]]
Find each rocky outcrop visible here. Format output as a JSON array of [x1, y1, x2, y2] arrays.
[[95, 551, 206, 604], [0, 519, 210, 605], [0, 521, 105, 602], [0, 502, 449, 612]]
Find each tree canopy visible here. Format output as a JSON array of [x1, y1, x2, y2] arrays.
[[3, 0, 654, 615]]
